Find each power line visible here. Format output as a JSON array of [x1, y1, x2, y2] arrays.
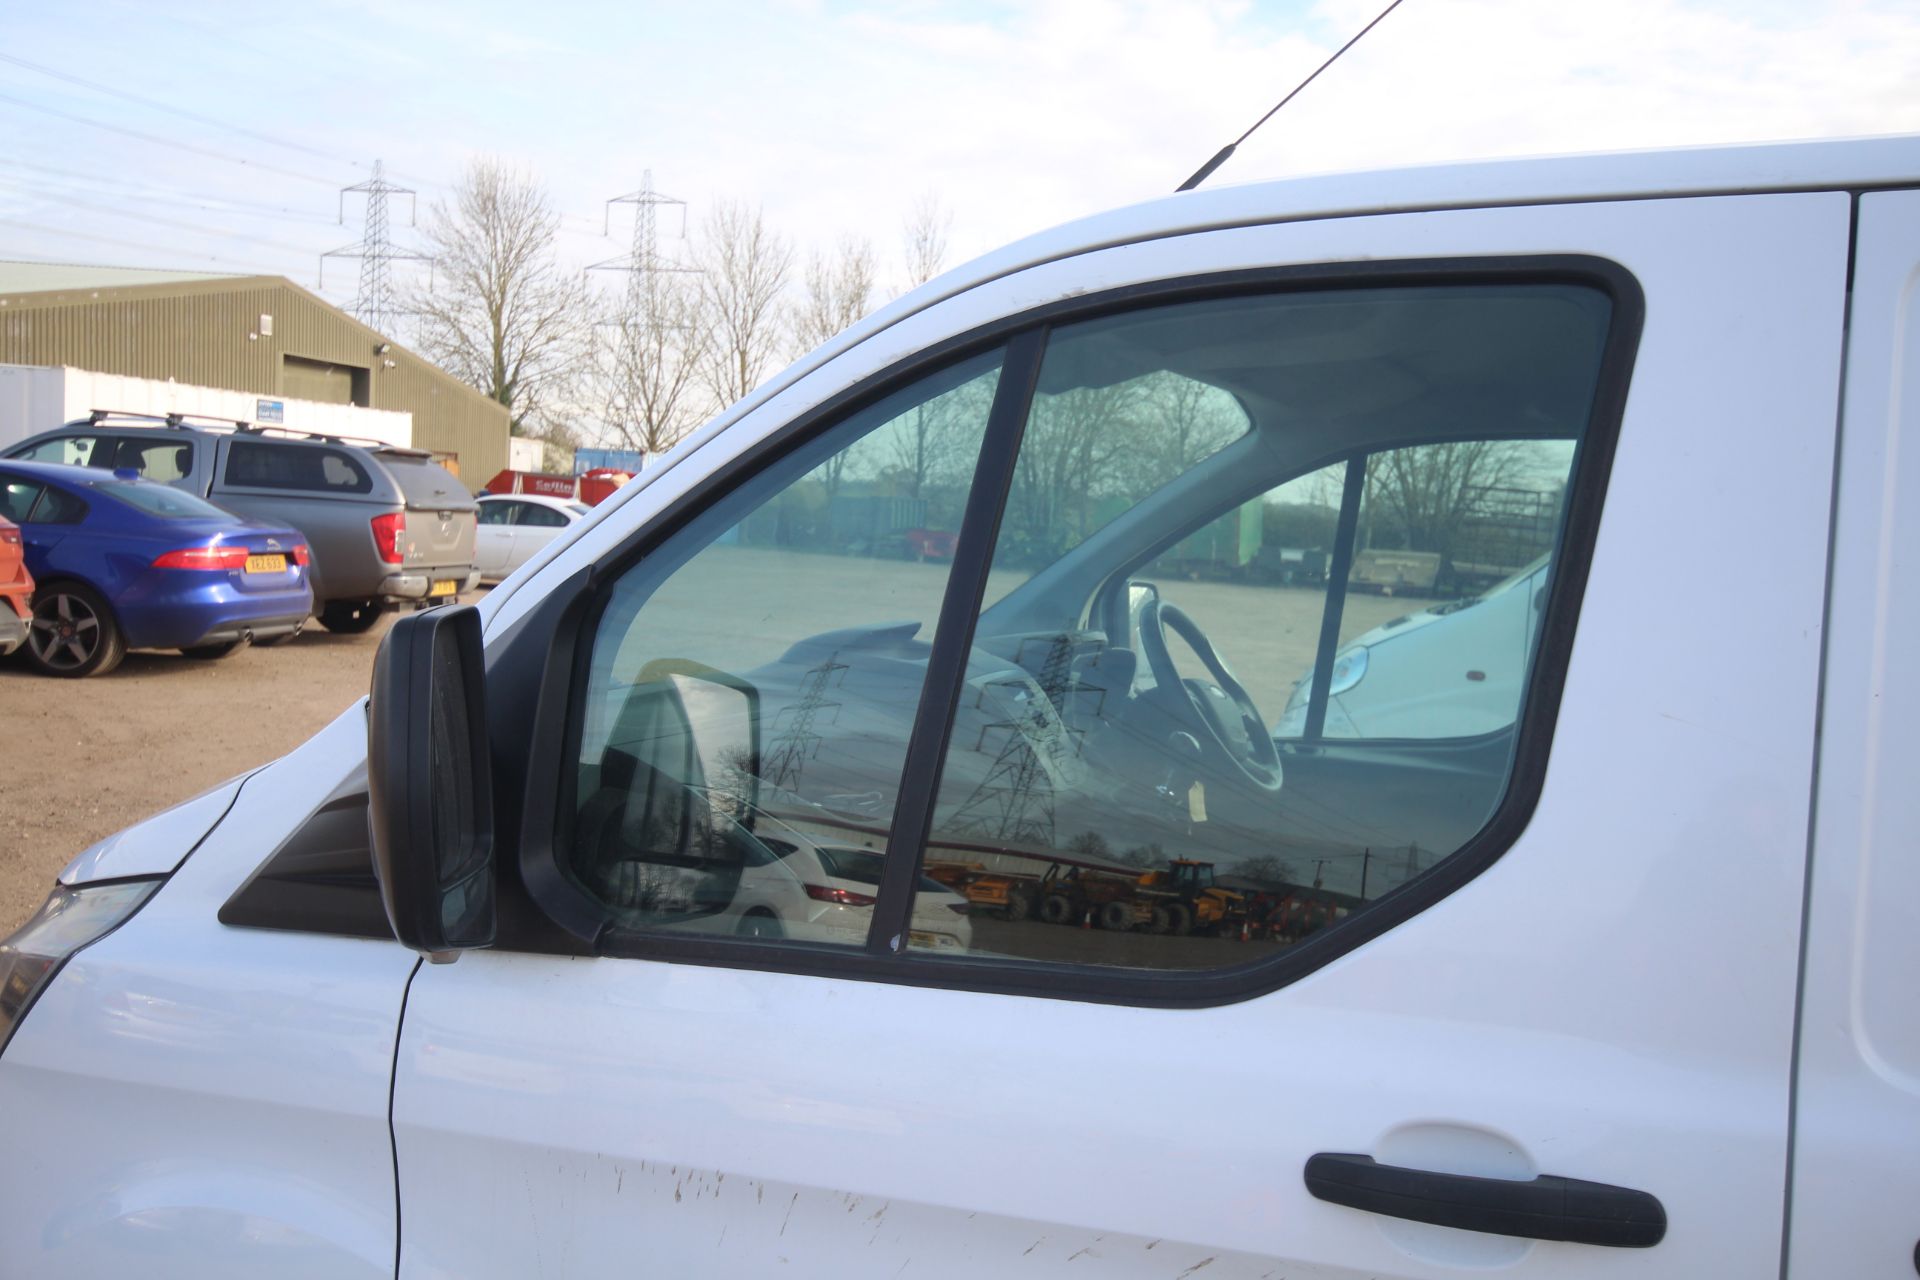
[[0, 90, 343, 187], [0, 185, 326, 256], [0, 52, 355, 169], [0, 218, 286, 274], [0, 157, 339, 223]]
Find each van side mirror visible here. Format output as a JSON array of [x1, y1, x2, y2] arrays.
[[367, 605, 495, 957]]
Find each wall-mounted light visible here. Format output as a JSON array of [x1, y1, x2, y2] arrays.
[[382, 358, 397, 369], [247, 332, 259, 342], [374, 342, 392, 355]]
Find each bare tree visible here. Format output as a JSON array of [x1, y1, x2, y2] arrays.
[[406, 159, 590, 436], [595, 271, 711, 456], [1367, 441, 1530, 553], [789, 235, 876, 358], [901, 191, 951, 291], [695, 200, 794, 409]]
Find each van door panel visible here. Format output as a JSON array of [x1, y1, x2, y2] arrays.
[[393, 192, 1850, 1277]]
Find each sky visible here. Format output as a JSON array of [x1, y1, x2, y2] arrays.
[[4, 0, 1919, 312]]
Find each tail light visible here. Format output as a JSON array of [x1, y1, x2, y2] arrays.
[[803, 884, 876, 907], [153, 545, 249, 571], [1, 880, 160, 1058], [290, 543, 311, 566], [947, 902, 970, 915], [371, 512, 406, 565], [0, 526, 19, 546]]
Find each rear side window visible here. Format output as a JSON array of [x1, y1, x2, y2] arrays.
[[27, 485, 87, 525], [518, 504, 569, 528], [224, 441, 373, 494], [0, 478, 43, 523]]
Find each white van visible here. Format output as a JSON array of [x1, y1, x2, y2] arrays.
[[3, 137, 1917, 1279]]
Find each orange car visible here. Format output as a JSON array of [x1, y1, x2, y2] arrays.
[[0, 514, 31, 656]]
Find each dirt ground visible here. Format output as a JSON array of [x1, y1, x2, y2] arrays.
[[0, 612, 398, 935], [0, 557, 1416, 939]]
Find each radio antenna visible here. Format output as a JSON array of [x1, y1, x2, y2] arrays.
[[1176, 0, 1412, 193]]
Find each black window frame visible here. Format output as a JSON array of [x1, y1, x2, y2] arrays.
[[227, 255, 1642, 1009]]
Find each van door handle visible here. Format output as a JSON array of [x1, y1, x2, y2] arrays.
[[1303, 1152, 1666, 1248]]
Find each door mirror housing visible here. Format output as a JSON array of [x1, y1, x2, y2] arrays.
[[367, 604, 495, 956]]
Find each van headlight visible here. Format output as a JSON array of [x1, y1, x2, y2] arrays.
[[0, 880, 160, 1057], [1282, 646, 1370, 718]]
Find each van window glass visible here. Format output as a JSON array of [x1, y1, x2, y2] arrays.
[[566, 349, 1002, 946], [14, 435, 101, 468], [380, 456, 469, 508], [224, 441, 374, 494], [910, 283, 1609, 971]]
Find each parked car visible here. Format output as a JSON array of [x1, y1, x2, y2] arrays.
[[3, 416, 479, 633], [473, 492, 588, 583], [1273, 555, 1552, 740], [0, 515, 31, 656], [723, 825, 972, 951], [4, 137, 1920, 1278], [0, 460, 312, 675]]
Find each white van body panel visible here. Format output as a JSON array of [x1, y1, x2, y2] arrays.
[[1786, 186, 1920, 1277], [0, 704, 412, 1280], [57, 772, 250, 886], [394, 191, 1849, 1278]]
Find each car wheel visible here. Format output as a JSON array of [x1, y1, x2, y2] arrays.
[[736, 910, 784, 940], [317, 599, 384, 634], [26, 583, 125, 678], [180, 640, 246, 660]]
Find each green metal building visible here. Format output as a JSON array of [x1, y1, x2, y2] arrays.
[[0, 262, 508, 479]]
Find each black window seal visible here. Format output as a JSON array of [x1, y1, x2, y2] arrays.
[[255, 253, 1640, 1009]]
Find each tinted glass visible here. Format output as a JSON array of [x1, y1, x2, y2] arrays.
[[568, 350, 1001, 948], [27, 485, 88, 525], [224, 440, 373, 494], [911, 284, 1609, 971], [477, 501, 515, 526], [518, 504, 569, 528], [381, 457, 471, 508], [0, 479, 43, 524]]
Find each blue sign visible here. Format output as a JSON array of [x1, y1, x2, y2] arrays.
[[573, 447, 647, 476], [256, 399, 285, 424]]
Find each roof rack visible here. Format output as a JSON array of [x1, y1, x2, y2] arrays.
[[73, 410, 432, 457]]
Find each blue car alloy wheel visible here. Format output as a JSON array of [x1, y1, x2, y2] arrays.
[[26, 581, 125, 678]]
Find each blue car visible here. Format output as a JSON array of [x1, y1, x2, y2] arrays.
[[0, 460, 314, 677]]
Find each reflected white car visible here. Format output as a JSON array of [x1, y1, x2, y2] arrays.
[[474, 493, 589, 583], [723, 827, 974, 952], [1275, 556, 1551, 739]]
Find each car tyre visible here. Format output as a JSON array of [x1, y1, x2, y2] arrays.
[[1164, 903, 1193, 937], [1098, 900, 1134, 931], [317, 599, 384, 634], [180, 640, 247, 660], [1039, 894, 1076, 926], [26, 582, 125, 678], [1004, 889, 1033, 923]]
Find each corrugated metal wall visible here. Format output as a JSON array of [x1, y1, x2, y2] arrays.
[[0, 277, 508, 478]]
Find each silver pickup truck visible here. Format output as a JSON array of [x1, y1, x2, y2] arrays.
[[4, 414, 479, 633]]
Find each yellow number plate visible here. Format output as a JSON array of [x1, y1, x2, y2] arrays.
[[429, 579, 458, 597], [244, 554, 287, 574]]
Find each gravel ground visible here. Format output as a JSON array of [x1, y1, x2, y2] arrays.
[[0, 612, 397, 935]]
